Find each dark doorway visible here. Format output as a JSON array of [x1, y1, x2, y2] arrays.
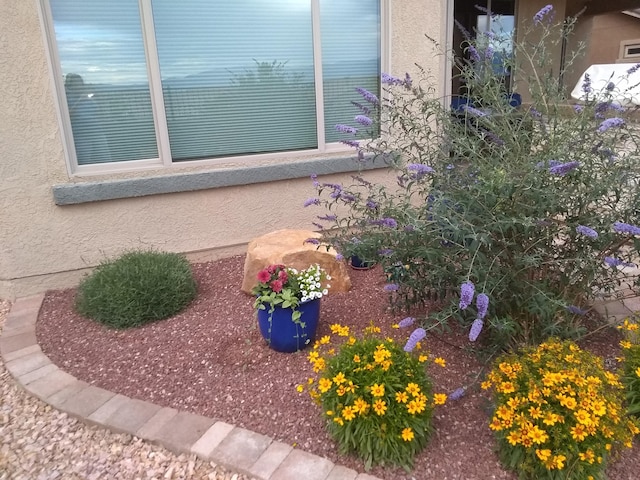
[[452, 0, 517, 99]]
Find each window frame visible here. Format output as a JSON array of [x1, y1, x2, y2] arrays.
[[39, 0, 390, 177]]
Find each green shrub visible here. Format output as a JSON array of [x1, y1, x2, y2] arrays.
[[618, 315, 640, 417], [483, 338, 638, 480], [310, 5, 640, 350], [75, 250, 197, 328], [300, 323, 445, 471]]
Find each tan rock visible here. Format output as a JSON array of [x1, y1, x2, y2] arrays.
[[241, 229, 351, 294]]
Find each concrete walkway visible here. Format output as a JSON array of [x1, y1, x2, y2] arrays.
[[0, 294, 381, 480]]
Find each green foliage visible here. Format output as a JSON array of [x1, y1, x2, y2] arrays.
[[618, 315, 640, 417], [312, 8, 640, 350], [75, 250, 197, 329], [302, 323, 443, 471], [483, 338, 638, 480]]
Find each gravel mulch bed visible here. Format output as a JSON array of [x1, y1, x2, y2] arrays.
[[36, 255, 640, 479]]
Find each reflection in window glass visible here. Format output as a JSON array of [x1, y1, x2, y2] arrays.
[[50, 0, 158, 164], [321, 0, 380, 143], [153, 0, 317, 161]]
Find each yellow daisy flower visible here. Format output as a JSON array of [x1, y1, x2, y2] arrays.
[[401, 427, 414, 441]]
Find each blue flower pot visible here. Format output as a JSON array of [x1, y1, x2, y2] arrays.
[[256, 298, 321, 353], [350, 255, 376, 270]]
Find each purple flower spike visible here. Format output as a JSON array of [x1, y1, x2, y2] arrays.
[[627, 63, 640, 75], [469, 318, 484, 342], [335, 253, 344, 261], [384, 283, 399, 292], [407, 163, 435, 174], [378, 248, 394, 256], [340, 139, 360, 148], [597, 117, 625, 133], [467, 45, 481, 62], [533, 5, 553, 24], [355, 115, 373, 126], [613, 222, 640, 236], [476, 293, 489, 319], [398, 317, 415, 328], [459, 281, 475, 310], [377, 217, 397, 228], [549, 161, 580, 176], [576, 225, 598, 239], [404, 73, 413, 89], [567, 305, 588, 315], [381, 73, 404, 85], [304, 238, 320, 245], [355, 87, 379, 105], [404, 328, 427, 352], [582, 73, 592, 95], [450, 387, 466, 401], [335, 124, 357, 135], [604, 256, 636, 268], [304, 198, 320, 207]]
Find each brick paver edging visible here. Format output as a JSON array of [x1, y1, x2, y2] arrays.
[[0, 294, 382, 480]]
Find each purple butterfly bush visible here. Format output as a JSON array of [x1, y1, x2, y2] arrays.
[[613, 222, 640, 236], [604, 256, 636, 268], [449, 387, 466, 401], [355, 87, 379, 106], [476, 293, 489, 319], [627, 63, 640, 75], [549, 161, 580, 176], [355, 115, 373, 126], [566, 305, 588, 315], [469, 318, 484, 342], [407, 163, 435, 174], [335, 124, 357, 135], [398, 316, 416, 328], [340, 139, 360, 148], [304, 198, 320, 207], [404, 328, 426, 352], [597, 117, 625, 133], [459, 281, 475, 310], [384, 283, 399, 292], [576, 225, 598, 239]]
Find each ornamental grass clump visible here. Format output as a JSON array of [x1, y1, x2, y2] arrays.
[[309, 4, 640, 350], [618, 316, 640, 417], [483, 338, 639, 480], [75, 250, 197, 329], [299, 323, 447, 471]]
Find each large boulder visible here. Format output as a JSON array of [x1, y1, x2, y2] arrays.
[[241, 229, 351, 294]]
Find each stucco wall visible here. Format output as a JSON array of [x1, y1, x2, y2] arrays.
[[565, 12, 640, 92], [0, 0, 444, 300]]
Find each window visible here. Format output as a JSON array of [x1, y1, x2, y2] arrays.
[[619, 39, 640, 61], [42, 0, 383, 172]]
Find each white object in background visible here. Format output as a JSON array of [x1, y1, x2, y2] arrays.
[[570, 63, 640, 105]]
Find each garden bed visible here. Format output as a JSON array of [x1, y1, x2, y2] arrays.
[[36, 255, 638, 479]]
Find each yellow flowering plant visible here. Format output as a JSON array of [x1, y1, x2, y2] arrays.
[[618, 316, 640, 417], [298, 323, 446, 471], [483, 338, 638, 480]]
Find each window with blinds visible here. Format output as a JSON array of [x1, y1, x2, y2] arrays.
[[45, 0, 381, 170]]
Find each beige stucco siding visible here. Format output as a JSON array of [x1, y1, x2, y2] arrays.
[[0, 0, 444, 300]]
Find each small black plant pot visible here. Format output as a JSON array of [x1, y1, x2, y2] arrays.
[[350, 255, 376, 270]]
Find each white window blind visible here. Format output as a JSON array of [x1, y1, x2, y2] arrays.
[[51, 0, 158, 165], [46, 0, 381, 169]]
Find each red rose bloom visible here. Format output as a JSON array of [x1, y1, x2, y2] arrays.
[[270, 279, 283, 293], [257, 269, 271, 283]]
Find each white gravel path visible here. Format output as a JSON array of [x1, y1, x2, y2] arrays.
[[0, 299, 249, 480]]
